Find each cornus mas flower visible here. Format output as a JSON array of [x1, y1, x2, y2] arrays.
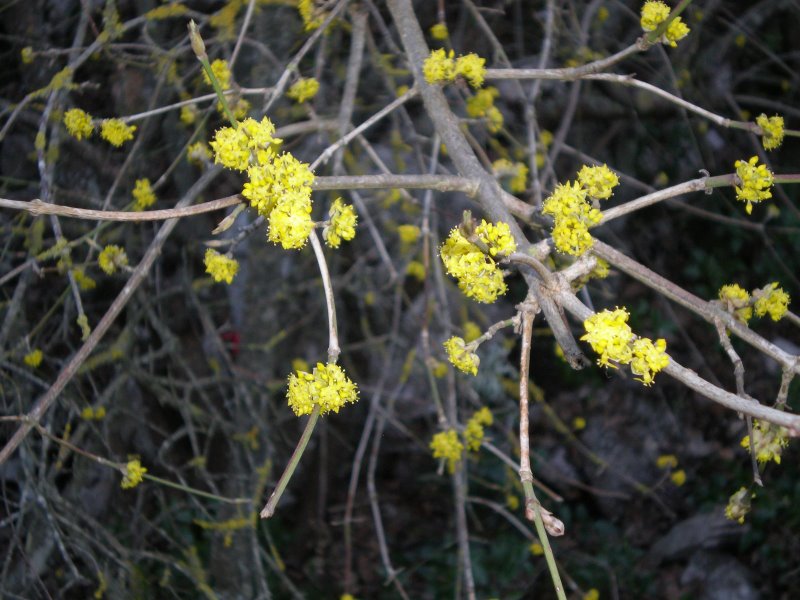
[[132, 178, 156, 211], [24, 349, 43, 368], [430, 429, 464, 474], [423, 49, 486, 88], [753, 282, 790, 321], [268, 193, 314, 249], [542, 181, 601, 256], [323, 198, 357, 248], [725, 487, 752, 524], [492, 159, 528, 193], [756, 113, 784, 150], [204, 248, 239, 284], [287, 362, 359, 416], [98, 245, 128, 275], [741, 420, 789, 464], [440, 220, 516, 304], [464, 407, 493, 451], [581, 308, 634, 367], [577, 164, 620, 200], [718, 283, 753, 323], [244, 152, 314, 217], [443, 336, 480, 375], [121, 459, 147, 489], [287, 77, 320, 103], [455, 53, 486, 88], [630, 337, 669, 386], [467, 88, 503, 132], [211, 117, 282, 171], [640, 1, 690, 47], [734, 156, 773, 214], [429, 22, 448, 40], [63, 108, 94, 140], [203, 58, 231, 89], [100, 119, 136, 146]]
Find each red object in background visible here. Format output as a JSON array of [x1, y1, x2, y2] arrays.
[[221, 330, 241, 359]]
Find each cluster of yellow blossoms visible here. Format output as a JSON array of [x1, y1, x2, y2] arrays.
[[423, 49, 486, 88], [287, 362, 359, 416], [734, 156, 773, 214], [725, 487, 753, 524], [581, 307, 669, 385], [430, 407, 493, 473], [323, 198, 358, 248], [492, 159, 528, 193], [24, 349, 43, 368], [287, 77, 320, 104], [443, 336, 480, 375], [298, 0, 326, 31], [718, 282, 790, 324], [756, 113, 785, 150], [132, 178, 156, 211], [64, 109, 136, 146], [542, 164, 619, 256], [640, 1, 690, 47], [204, 248, 239, 284], [429, 22, 449, 40], [121, 459, 147, 489], [440, 219, 517, 303], [741, 420, 789, 465], [466, 87, 503, 132], [211, 116, 356, 251], [98, 245, 128, 275]]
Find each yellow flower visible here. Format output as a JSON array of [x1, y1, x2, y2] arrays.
[[464, 407, 493, 451], [24, 349, 43, 368], [572, 416, 586, 431], [443, 336, 479, 375], [100, 119, 136, 147], [542, 181, 601, 256], [63, 109, 94, 140], [756, 114, 785, 150], [244, 152, 313, 216], [529, 541, 544, 556], [397, 224, 421, 245], [187, 141, 211, 165], [323, 198, 357, 248], [581, 308, 634, 368], [287, 77, 320, 104], [145, 2, 188, 20], [267, 193, 314, 249], [21, 46, 34, 64], [741, 420, 789, 464], [423, 48, 456, 84], [98, 245, 128, 275], [132, 178, 156, 211], [466, 88, 503, 132], [406, 260, 426, 281], [121, 459, 147, 489], [287, 362, 359, 416], [493, 159, 528, 193], [430, 429, 464, 473], [72, 267, 96, 291], [211, 116, 282, 172], [734, 156, 773, 214], [630, 337, 669, 386], [641, 1, 690, 47], [298, 0, 325, 31], [430, 22, 448, 40], [204, 248, 239, 284], [583, 590, 600, 600], [463, 321, 481, 343], [725, 487, 752, 524], [455, 53, 486, 88], [718, 283, 753, 323], [180, 104, 197, 125], [475, 219, 516, 257], [656, 454, 678, 469], [202, 58, 231, 90], [753, 282, 790, 321], [577, 164, 619, 200], [670, 469, 686, 486]]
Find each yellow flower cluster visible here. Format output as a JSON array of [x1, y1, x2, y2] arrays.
[[734, 156, 773, 214], [72, 267, 96, 290], [203, 58, 231, 90], [100, 119, 136, 147], [397, 224, 421, 245], [211, 117, 319, 249], [542, 182, 600, 256], [132, 178, 156, 211], [323, 198, 357, 248], [754, 282, 790, 321], [718, 282, 790, 323], [64, 108, 94, 140], [577, 164, 620, 200], [640, 1, 690, 47], [187, 141, 211, 165], [741, 420, 789, 464], [204, 248, 239, 284], [466, 87, 503, 132], [81, 405, 107, 420], [24, 349, 43, 368], [440, 220, 517, 303], [581, 308, 669, 385], [287, 362, 359, 416], [287, 77, 320, 103], [725, 487, 752, 524], [98, 245, 128, 275], [464, 407, 493, 451], [121, 459, 147, 489], [298, 0, 325, 31], [492, 159, 528, 193], [430, 429, 464, 474], [145, 2, 188, 20], [430, 22, 449, 40], [423, 49, 486, 88], [21, 46, 34, 64], [756, 113, 785, 150], [718, 283, 753, 323], [443, 336, 480, 375]]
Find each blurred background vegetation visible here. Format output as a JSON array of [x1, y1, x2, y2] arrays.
[[0, 0, 798, 598]]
